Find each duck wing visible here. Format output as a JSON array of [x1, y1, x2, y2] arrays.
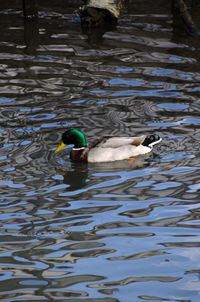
[[101, 135, 162, 148], [95, 136, 146, 148]]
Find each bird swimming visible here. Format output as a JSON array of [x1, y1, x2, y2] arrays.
[[54, 128, 162, 163]]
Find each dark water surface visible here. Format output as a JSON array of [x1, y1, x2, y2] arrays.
[[0, 1, 200, 301]]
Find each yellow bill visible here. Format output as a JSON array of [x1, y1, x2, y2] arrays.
[[54, 141, 67, 154]]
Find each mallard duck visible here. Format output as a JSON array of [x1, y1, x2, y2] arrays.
[[54, 128, 162, 163]]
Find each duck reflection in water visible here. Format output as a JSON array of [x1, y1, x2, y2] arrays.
[[55, 153, 153, 192], [56, 163, 88, 191]]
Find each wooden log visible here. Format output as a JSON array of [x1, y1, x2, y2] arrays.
[[22, 0, 38, 19], [175, 0, 200, 37], [78, 0, 125, 27]]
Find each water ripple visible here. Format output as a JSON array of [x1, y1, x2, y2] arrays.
[[0, 3, 200, 302]]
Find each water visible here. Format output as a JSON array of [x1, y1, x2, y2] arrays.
[[0, 1, 200, 301]]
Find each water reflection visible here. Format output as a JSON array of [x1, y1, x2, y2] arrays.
[[0, 1, 200, 302], [56, 164, 88, 191], [24, 19, 39, 55]]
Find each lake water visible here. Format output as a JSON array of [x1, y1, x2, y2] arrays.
[[0, 1, 200, 301]]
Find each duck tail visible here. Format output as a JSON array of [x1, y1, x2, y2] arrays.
[[142, 135, 162, 147]]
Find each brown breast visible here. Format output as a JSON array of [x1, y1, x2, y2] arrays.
[[70, 148, 88, 162]]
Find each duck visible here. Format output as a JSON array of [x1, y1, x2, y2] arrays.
[[54, 128, 162, 163]]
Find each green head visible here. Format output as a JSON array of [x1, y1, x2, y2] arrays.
[[54, 128, 87, 153]]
